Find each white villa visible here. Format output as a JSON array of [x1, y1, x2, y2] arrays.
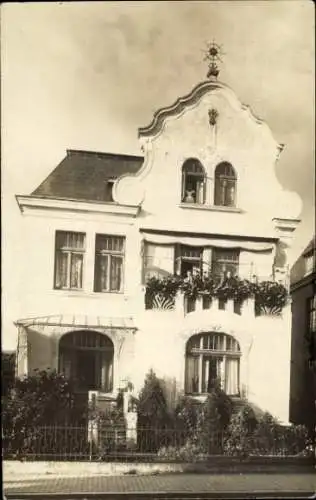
[[15, 51, 302, 424]]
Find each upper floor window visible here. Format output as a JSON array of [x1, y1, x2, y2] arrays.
[[181, 159, 206, 204], [175, 244, 203, 277], [54, 231, 85, 290], [307, 295, 316, 367], [308, 295, 316, 335], [94, 234, 125, 292], [304, 252, 315, 276], [212, 248, 239, 278], [214, 162, 237, 207]]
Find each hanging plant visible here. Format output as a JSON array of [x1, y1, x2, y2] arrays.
[[145, 274, 288, 315], [254, 281, 288, 315], [215, 277, 255, 302]]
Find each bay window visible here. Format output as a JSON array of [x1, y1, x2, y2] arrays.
[[94, 234, 125, 292], [185, 332, 241, 396], [54, 231, 85, 290]]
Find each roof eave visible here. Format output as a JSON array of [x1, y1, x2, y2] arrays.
[[16, 195, 140, 217]]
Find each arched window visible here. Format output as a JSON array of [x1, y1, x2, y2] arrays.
[[182, 159, 206, 204], [185, 332, 240, 396], [214, 162, 237, 207], [59, 330, 114, 392]]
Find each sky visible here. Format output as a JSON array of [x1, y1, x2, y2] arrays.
[[1, 1, 315, 350]]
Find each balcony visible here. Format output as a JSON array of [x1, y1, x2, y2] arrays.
[[144, 271, 289, 318]]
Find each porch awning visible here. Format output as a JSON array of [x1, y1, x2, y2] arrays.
[[15, 314, 136, 330], [140, 231, 274, 252]]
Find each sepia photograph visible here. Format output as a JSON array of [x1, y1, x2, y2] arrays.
[[1, 1, 315, 498]]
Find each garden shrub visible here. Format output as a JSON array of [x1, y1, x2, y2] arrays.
[[193, 393, 222, 454], [137, 369, 173, 452], [2, 369, 86, 458], [223, 407, 311, 457], [157, 442, 206, 462], [1, 352, 16, 398], [223, 404, 258, 457]]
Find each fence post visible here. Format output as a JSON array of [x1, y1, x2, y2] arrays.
[[126, 411, 138, 450]]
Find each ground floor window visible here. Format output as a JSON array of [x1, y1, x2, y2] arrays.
[[185, 332, 241, 396], [59, 330, 114, 392]]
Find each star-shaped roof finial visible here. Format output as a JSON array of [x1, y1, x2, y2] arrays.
[[203, 41, 224, 80]]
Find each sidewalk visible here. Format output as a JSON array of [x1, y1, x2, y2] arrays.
[[4, 472, 316, 497]]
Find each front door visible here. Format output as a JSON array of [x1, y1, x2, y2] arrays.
[[77, 350, 97, 390]]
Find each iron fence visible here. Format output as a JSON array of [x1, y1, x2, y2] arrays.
[[2, 424, 312, 462]]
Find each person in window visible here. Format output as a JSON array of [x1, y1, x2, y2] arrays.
[[182, 160, 206, 204]]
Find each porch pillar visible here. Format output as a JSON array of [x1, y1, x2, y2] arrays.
[[16, 325, 28, 377]]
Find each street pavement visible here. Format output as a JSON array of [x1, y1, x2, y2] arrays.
[[3, 472, 316, 498]]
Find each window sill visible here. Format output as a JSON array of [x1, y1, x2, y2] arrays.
[[51, 289, 126, 298], [179, 203, 243, 214]]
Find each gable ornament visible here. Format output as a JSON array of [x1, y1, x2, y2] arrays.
[[208, 108, 218, 127]]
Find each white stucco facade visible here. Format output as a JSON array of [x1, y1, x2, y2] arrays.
[[15, 78, 301, 424]]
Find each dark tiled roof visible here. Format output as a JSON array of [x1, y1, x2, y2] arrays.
[[302, 235, 316, 256], [32, 150, 144, 202]]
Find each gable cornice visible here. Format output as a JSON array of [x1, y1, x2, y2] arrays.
[[15, 195, 140, 217], [138, 79, 284, 153]]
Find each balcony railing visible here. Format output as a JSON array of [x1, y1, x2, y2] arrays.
[[144, 269, 289, 317]]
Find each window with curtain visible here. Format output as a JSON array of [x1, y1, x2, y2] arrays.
[[54, 231, 85, 290], [185, 332, 241, 396], [214, 162, 237, 207], [59, 331, 114, 392], [94, 234, 125, 292], [212, 248, 239, 279], [181, 159, 206, 204]]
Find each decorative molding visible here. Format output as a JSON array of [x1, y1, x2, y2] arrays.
[[138, 80, 283, 153], [16, 195, 140, 218], [151, 293, 175, 310], [208, 108, 219, 126], [273, 217, 301, 232]]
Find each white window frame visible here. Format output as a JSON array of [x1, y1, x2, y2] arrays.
[[182, 159, 206, 205], [185, 333, 241, 395], [214, 162, 237, 207], [54, 231, 86, 290], [94, 234, 125, 293]]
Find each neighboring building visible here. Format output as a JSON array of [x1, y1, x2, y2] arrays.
[[290, 236, 316, 432], [14, 51, 302, 424]]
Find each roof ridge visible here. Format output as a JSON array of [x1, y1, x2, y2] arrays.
[[67, 149, 144, 161]]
